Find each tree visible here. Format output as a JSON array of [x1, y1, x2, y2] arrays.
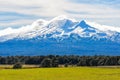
[[118, 59, 120, 65], [52, 59, 59, 67], [98, 59, 105, 66], [77, 59, 87, 66], [40, 58, 52, 67], [89, 59, 98, 66], [13, 62, 22, 69]]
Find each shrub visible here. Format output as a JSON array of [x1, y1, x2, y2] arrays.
[[64, 63, 68, 67], [13, 62, 22, 69]]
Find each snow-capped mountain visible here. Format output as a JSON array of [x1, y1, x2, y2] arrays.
[[0, 15, 120, 56]]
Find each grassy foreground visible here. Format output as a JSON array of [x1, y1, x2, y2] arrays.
[[0, 67, 120, 80]]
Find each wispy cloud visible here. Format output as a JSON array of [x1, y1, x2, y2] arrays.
[[0, 0, 120, 29], [68, 0, 120, 5], [65, 10, 91, 15]]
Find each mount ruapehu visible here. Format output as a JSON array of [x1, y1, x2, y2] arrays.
[[0, 16, 120, 56]]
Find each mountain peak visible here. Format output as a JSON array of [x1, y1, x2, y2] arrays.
[[0, 16, 120, 42], [77, 20, 90, 29], [0, 16, 120, 56], [80, 20, 86, 24]]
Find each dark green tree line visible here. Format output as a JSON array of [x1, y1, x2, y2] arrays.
[[0, 55, 120, 67]]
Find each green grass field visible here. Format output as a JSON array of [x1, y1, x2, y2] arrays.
[[0, 67, 120, 80]]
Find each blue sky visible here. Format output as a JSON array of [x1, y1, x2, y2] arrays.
[[0, 0, 120, 29]]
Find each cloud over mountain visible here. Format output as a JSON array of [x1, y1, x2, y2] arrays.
[[0, 0, 120, 29]]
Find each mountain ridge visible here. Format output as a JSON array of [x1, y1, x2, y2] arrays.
[[0, 15, 120, 42], [0, 15, 120, 56]]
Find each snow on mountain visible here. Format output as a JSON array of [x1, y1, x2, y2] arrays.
[[0, 15, 120, 56], [0, 15, 120, 42]]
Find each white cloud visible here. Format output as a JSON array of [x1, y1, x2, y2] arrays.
[[0, 19, 34, 29], [0, 0, 120, 28]]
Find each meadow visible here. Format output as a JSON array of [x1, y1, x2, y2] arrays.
[[0, 67, 120, 80]]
